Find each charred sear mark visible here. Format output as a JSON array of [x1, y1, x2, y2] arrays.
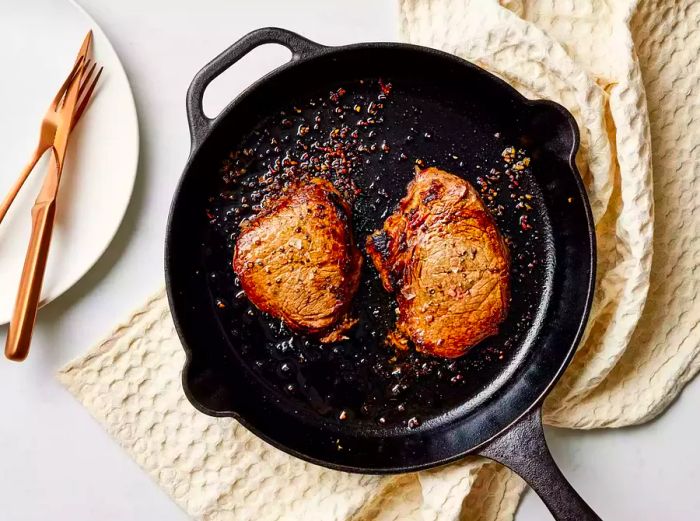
[[370, 231, 391, 262]]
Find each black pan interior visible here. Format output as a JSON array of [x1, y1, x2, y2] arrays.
[[166, 44, 594, 472]]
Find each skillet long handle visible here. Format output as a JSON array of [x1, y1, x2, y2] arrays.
[[5, 198, 56, 361], [478, 407, 602, 521]]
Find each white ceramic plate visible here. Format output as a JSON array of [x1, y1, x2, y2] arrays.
[[0, 0, 138, 325]]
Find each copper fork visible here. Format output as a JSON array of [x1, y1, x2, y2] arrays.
[[0, 31, 99, 226], [4, 55, 103, 362]]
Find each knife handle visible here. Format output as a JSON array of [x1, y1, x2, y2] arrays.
[[5, 198, 57, 361]]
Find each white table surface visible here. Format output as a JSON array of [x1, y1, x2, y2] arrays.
[[1, 1, 698, 520]]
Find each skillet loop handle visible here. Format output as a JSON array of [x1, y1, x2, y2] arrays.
[[186, 27, 325, 151], [478, 407, 603, 521]]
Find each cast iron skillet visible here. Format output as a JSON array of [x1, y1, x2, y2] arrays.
[[166, 28, 600, 520]]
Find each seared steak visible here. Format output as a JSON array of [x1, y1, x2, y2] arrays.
[[366, 167, 510, 358], [233, 178, 362, 342]]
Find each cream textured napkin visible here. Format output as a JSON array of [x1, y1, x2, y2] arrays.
[[58, 0, 700, 519]]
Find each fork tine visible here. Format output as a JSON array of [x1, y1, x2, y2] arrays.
[[76, 62, 99, 107], [72, 65, 103, 127], [77, 30, 93, 63], [78, 61, 97, 94], [51, 56, 84, 109], [59, 59, 89, 110], [52, 31, 91, 110]]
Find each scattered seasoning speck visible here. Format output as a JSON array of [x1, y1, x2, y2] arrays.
[[378, 78, 392, 96], [519, 215, 532, 230], [407, 417, 421, 429], [501, 146, 515, 162]]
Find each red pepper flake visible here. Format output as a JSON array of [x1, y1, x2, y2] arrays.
[[378, 78, 393, 96], [329, 87, 346, 102], [519, 215, 532, 230]]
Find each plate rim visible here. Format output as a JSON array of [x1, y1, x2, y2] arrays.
[[0, 0, 140, 325]]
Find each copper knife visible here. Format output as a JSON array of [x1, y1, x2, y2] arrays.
[[5, 45, 89, 361]]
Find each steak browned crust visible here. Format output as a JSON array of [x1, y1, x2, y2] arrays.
[[233, 178, 362, 342], [366, 167, 510, 358]]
